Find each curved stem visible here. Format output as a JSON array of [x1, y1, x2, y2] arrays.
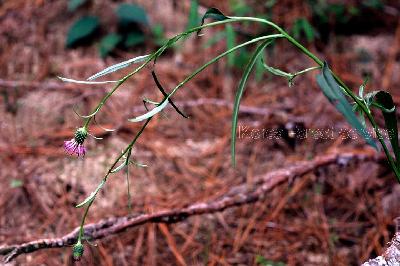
[[230, 16, 400, 179], [168, 34, 284, 97], [81, 18, 246, 129]]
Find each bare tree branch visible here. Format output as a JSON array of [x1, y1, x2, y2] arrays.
[[0, 149, 381, 263]]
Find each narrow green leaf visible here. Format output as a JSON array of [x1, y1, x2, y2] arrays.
[[99, 33, 122, 58], [255, 56, 264, 82], [225, 24, 236, 67], [301, 18, 315, 42], [373, 91, 399, 164], [262, 60, 293, 79], [66, 16, 99, 48], [231, 39, 274, 166], [130, 161, 148, 168], [198, 8, 229, 35], [316, 62, 377, 148], [128, 99, 169, 122], [87, 54, 149, 80], [186, 0, 199, 30], [110, 162, 126, 173], [58, 76, 118, 84], [76, 180, 105, 208], [152, 24, 166, 46]]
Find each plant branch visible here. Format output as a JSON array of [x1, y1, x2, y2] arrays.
[[0, 149, 382, 263]]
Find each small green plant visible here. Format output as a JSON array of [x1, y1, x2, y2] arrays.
[[66, 1, 164, 58], [60, 7, 400, 260]]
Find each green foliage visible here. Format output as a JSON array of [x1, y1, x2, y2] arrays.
[[151, 24, 166, 47], [186, 0, 199, 30], [200, 8, 229, 27], [231, 39, 274, 165], [256, 255, 286, 266], [372, 91, 399, 164], [225, 24, 236, 67], [116, 3, 149, 27], [99, 33, 122, 58], [66, 16, 99, 48], [316, 63, 376, 149], [60, 8, 400, 260], [229, 0, 253, 16], [292, 18, 316, 42], [65, 2, 165, 57], [68, 0, 86, 12], [124, 32, 145, 47]]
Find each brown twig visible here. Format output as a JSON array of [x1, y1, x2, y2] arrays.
[[0, 149, 381, 263]]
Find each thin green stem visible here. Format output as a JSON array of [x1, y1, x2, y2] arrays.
[[168, 34, 284, 97], [81, 18, 245, 129], [77, 117, 153, 242]]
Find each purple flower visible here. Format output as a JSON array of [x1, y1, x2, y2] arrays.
[[64, 139, 86, 157], [64, 127, 88, 157]]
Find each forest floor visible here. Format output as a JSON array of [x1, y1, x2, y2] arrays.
[[1, 0, 400, 265]]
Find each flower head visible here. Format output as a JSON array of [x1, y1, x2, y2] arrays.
[[64, 127, 88, 157], [72, 241, 84, 261]]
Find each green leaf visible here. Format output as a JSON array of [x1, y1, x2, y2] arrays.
[[87, 54, 149, 80], [128, 99, 169, 122], [316, 62, 377, 148], [373, 91, 399, 164], [233, 48, 251, 68], [301, 18, 315, 42], [231, 39, 274, 166], [66, 16, 99, 48], [255, 56, 264, 82], [225, 24, 236, 67], [186, 0, 199, 30], [68, 0, 86, 11], [58, 76, 118, 84], [116, 3, 148, 26], [99, 33, 122, 58], [262, 60, 293, 79], [152, 24, 166, 46], [110, 161, 126, 173], [76, 180, 105, 208], [198, 8, 229, 35], [124, 32, 145, 47], [292, 18, 315, 42]]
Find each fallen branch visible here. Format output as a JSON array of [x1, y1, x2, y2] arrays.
[[362, 233, 400, 266], [0, 149, 381, 263]]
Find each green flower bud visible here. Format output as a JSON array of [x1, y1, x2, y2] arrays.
[[74, 127, 88, 145], [72, 241, 84, 261]]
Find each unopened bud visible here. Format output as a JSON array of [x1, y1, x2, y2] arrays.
[[72, 241, 84, 261]]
